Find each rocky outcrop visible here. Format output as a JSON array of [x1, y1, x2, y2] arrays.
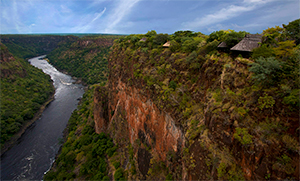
[[94, 78, 185, 179], [108, 79, 184, 161], [94, 33, 299, 180], [94, 86, 109, 133]]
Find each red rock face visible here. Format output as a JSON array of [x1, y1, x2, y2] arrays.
[[94, 86, 109, 134], [105, 79, 184, 161]]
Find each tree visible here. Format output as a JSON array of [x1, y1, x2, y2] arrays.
[[272, 40, 296, 59], [252, 44, 275, 59], [262, 26, 285, 46], [249, 57, 282, 86], [153, 33, 169, 45], [224, 31, 248, 48], [207, 30, 227, 42], [283, 19, 300, 45], [146, 30, 157, 37]]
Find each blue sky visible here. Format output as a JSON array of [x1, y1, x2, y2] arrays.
[[1, 0, 299, 35]]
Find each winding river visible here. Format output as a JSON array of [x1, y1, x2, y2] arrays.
[[1, 55, 85, 180]]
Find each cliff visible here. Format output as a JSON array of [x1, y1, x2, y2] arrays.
[[44, 20, 299, 180], [94, 29, 299, 180]]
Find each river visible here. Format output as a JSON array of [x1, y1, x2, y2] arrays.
[[1, 55, 85, 180]]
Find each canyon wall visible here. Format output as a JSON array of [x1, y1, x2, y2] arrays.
[[93, 33, 299, 180]]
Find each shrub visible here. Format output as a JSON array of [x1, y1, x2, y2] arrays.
[[165, 173, 173, 181], [114, 168, 125, 180], [169, 80, 177, 90], [248, 57, 282, 86], [102, 176, 110, 180], [234, 128, 253, 145], [283, 89, 299, 108], [252, 44, 275, 59], [217, 162, 227, 179], [282, 135, 299, 152], [258, 94, 275, 110], [274, 154, 295, 174], [113, 161, 121, 169]]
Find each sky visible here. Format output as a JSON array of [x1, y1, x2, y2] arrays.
[[0, 0, 299, 35]]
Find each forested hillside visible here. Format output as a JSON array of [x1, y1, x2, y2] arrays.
[[45, 19, 299, 180], [0, 43, 54, 150], [1, 35, 77, 59], [47, 35, 122, 84]]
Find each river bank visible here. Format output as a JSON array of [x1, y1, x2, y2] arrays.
[[1, 55, 85, 180], [44, 57, 88, 86], [1, 90, 55, 156]]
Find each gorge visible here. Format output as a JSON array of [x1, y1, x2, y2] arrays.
[[1, 56, 85, 180], [1, 19, 299, 181]]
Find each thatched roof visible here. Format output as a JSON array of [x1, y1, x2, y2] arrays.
[[163, 41, 170, 47], [230, 34, 262, 52], [217, 42, 227, 48], [139, 37, 147, 42]]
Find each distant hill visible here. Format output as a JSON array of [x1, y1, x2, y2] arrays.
[[1, 35, 78, 59], [47, 35, 123, 84]]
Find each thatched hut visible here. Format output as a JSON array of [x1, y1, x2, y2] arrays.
[[217, 42, 228, 52], [230, 34, 262, 57], [139, 37, 147, 42], [163, 41, 170, 48], [230, 34, 262, 52], [218, 42, 227, 48]]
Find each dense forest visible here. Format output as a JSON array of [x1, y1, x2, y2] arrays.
[[47, 35, 122, 85], [44, 19, 299, 180], [1, 35, 77, 59], [0, 42, 54, 149]]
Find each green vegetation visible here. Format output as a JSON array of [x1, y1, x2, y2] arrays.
[[249, 57, 282, 86], [43, 19, 300, 180], [109, 19, 299, 180], [207, 29, 248, 47], [1, 35, 77, 59], [233, 128, 253, 145], [47, 35, 122, 84], [0, 43, 54, 147], [44, 86, 117, 180]]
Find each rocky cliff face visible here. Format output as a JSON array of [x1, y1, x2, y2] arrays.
[[94, 33, 299, 180], [94, 77, 185, 179]]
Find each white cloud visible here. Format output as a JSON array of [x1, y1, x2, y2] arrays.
[[73, 7, 106, 33], [182, 0, 275, 30], [92, 7, 106, 22], [104, 0, 141, 33]]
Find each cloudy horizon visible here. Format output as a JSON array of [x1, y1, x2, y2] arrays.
[[1, 0, 299, 35]]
